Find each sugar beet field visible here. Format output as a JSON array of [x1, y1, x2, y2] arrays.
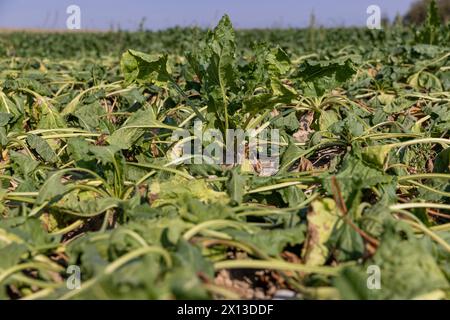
[[0, 12, 449, 300]]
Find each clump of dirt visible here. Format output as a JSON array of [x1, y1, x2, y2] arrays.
[[214, 269, 289, 299]]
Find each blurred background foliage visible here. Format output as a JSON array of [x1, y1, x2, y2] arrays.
[[405, 0, 450, 24]]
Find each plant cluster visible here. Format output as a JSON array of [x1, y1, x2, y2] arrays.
[[0, 10, 449, 299]]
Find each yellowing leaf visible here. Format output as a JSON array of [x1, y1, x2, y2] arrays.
[[362, 144, 393, 168], [149, 177, 228, 207], [302, 198, 341, 266]]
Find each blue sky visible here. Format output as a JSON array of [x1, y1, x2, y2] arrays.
[[0, 0, 417, 30]]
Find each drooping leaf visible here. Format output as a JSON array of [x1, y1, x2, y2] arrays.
[[36, 171, 68, 205], [229, 224, 306, 256], [26, 134, 58, 164], [226, 167, 247, 204], [121, 49, 171, 86], [297, 59, 356, 97], [335, 221, 449, 299]]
